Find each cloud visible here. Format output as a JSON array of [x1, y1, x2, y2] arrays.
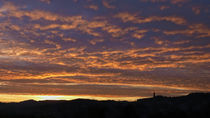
[[170, 0, 190, 5], [159, 5, 170, 10], [0, 79, 206, 98], [115, 12, 187, 25], [132, 29, 148, 39], [0, 2, 83, 22], [86, 4, 99, 10], [173, 40, 190, 45], [0, 2, 19, 13], [140, 0, 190, 5], [192, 6, 201, 15], [140, 0, 167, 3], [163, 24, 210, 38], [40, 0, 52, 4], [89, 38, 104, 45], [62, 38, 77, 42], [44, 40, 61, 49], [153, 36, 169, 46], [102, 0, 115, 9]]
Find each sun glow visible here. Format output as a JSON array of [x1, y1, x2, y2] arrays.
[[35, 95, 78, 101], [0, 94, 140, 103]]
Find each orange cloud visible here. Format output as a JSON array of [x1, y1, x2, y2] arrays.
[[0, 2, 84, 23], [89, 39, 104, 45], [140, 0, 190, 5], [163, 24, 210, 38], [102, 0, 115, 9], [115, 12, 187, 25], [170, 0, 190, 5], [0, 2, 19, 13], [44, 40, 61, 49], [86, 5, 99, 10], [192, 6, 201, 15], [132, 29, 148, 39], [40, 0, 52, 4], [160, 5, 170, 10], [62, 38, 77, 43], [140, 0, 167, 3]]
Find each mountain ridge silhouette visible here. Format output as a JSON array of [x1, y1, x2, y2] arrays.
[[0, 92, 209, 118]]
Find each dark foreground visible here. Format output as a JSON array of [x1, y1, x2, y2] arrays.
[[0, 93, 210, 118]]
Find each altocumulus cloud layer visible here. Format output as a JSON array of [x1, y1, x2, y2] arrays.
[[0, 0, 209, 99]]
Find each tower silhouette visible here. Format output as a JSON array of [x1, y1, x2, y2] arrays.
[[153, 92, 156, 98]]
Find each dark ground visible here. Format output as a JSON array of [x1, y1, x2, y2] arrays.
[[0, 93, 209, 118]]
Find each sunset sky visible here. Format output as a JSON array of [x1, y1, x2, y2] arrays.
[[0, 0, 210, 102]]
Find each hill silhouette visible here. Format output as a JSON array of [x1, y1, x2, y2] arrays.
[[0, 93, 209, 118]]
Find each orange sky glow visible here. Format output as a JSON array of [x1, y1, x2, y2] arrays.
[[0, 0, 209, 102]]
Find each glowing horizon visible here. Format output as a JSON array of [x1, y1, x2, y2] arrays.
[[0, 94, 142, 103]]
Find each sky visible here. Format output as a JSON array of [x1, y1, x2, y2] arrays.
[[0, 0, 210, 102]]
